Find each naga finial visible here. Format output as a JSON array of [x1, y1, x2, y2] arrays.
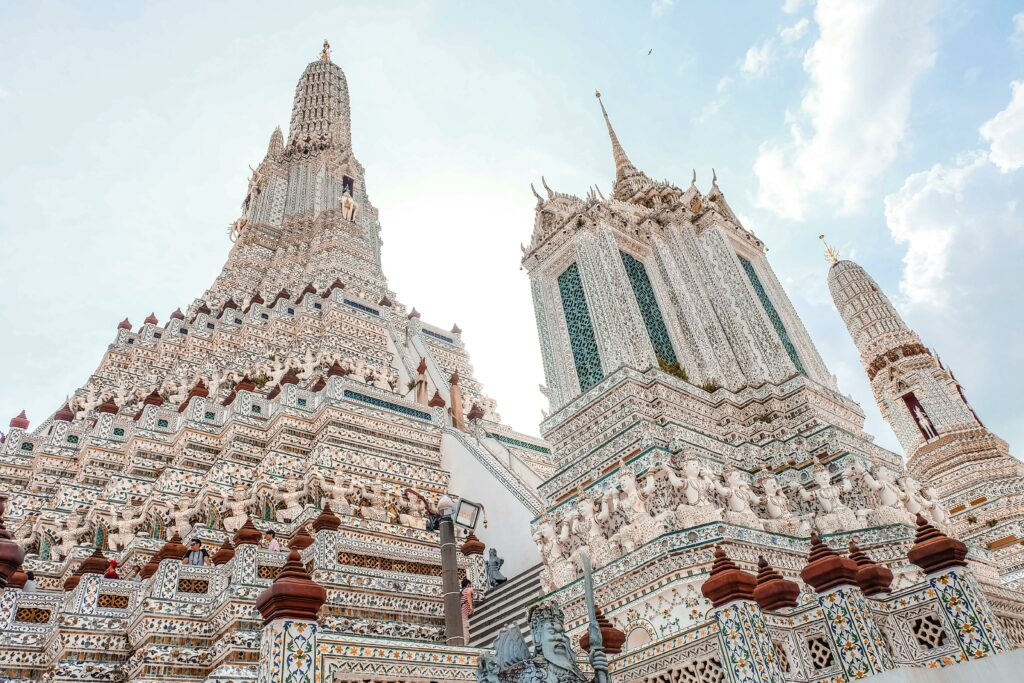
[[320, 39, 331, 62], [819, 234, 840, 265], [691, 169, 697, 186], [595, 89, 602, 99], [712, 168, 718, 184], [531, 182, 543, 205], [541, 175, 554, 198]]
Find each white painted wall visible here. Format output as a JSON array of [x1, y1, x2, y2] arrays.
[[441, 431, 541, 579]]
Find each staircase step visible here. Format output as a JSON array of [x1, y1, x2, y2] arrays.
[[468, 563, 544, 649]]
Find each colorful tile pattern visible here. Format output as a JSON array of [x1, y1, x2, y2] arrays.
[[258, 619, 318, 683], [714, 600, 787, 683], [929, 568, 1005, 660], [816, 586, 894, 679]]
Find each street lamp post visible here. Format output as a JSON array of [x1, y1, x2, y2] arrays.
[[437, 495, 484, 647]]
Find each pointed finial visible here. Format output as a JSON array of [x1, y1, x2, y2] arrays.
[[691, 169, 697, 186], [712, 168, 718, 184], [594, 89, 639, 184], [531, 182, 543, 205], [320, 39, 331, 62], [541, 176, 554, 198], [819, 234, 840, 265]]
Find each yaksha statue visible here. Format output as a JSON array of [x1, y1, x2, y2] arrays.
[[485, 547, 508, 588], [477, 601, 603, 683]]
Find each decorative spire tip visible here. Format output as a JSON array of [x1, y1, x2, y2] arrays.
[[819, 234, 840, 265], [320, 39, 331, 62]]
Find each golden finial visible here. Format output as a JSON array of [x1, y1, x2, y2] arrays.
[[595, 89, 601, 99], [819, 234, 839, 265], [320, 39, 331, 62]]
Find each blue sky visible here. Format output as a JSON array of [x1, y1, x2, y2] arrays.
[[1, 1, 1022, 457]]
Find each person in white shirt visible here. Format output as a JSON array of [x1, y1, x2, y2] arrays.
[[23, 570, 37, 593], [264, 530, 281, 552]]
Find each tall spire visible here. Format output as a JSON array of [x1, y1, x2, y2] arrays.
[[594, 90, 656, 201], [595, 90, 638, 182]]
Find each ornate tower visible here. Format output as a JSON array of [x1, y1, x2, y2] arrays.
[[826, 243, 1024, 573], [0, 42, 552, 681], [520, 92, 921, 646]]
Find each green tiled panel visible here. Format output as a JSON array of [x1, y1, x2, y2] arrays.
[[620, 251, 678, 366], [557, 263, 604, 392], [737, 255, 806, 375]]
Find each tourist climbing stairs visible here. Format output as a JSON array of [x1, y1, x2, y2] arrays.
[[468, 563, 544, 648]]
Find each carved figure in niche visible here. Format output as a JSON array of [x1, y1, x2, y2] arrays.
[[275, 478, 305, 523], [485, 548, 508, 587], [673, 453, 721, 529], [533, 516, 565, 567], [341, 188, 359, 221], [109, 502, 147, 550], [576, 492, 609, 547], [899, 475, 949, 528], [912, 404, 939, 440], [52, 513, 88, 561], [760, 475, 810, 535], [171, 492, 202, 538], [399, 488, 429, 529], [791, 464, 857, 533], [921, 486, 949, 526], [358, 482, 389, 522], [222, 482, 250, 532], [13, 511, 41, 548], [851, 461, 913, 525], [711, 467, 763, 529]]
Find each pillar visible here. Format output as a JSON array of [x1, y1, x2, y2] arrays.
[[908, 514, 1006, 659], [701, 546, 787, 683], [801, 533, 894, 679], [255, 548, 326, 683], [449, 370, 465, 430], [439, 514, 464, 646], [415, 358, 429, 405]]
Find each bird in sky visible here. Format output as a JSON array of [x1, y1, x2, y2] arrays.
[[648, 48, 653, 55]]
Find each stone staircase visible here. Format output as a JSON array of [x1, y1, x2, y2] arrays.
[[468, 563, 544, 648]]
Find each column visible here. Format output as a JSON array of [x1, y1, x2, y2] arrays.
[[801, 533, 894, 679], [701, 546, 787, 683]]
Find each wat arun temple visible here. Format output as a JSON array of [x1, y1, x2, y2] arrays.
[[2, 42, 1024, 683]]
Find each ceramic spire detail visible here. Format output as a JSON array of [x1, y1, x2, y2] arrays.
[[594, 90, 656, 201]]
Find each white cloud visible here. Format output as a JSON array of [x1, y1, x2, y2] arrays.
[[741, 39, 777, 78], [717, 75, 733, 93], [754, 0, 939, 220], [742, 18, 810, 80], [890, 76, 1024, 305], [1013, 12, 1024, 45], [651, 0, 674, 17], [980, 80, 1024, 172], [884, 151, 986, 306], [782, 0, 807, 14], [780, 17, 810, 44], [879, 72, 1024, 453]]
